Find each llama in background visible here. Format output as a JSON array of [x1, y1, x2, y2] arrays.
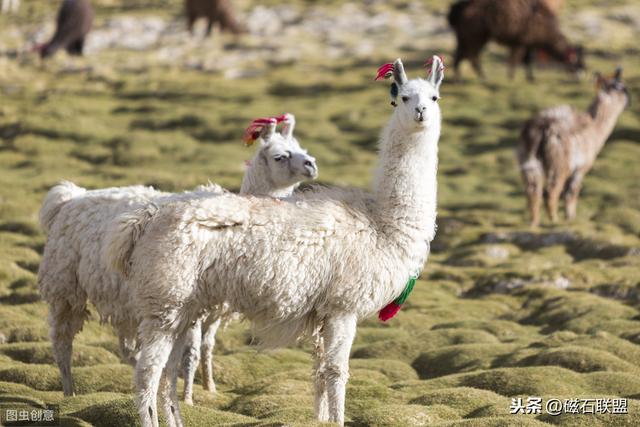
[[185, 0, 245, 37], [448, 0, 583, 81], [38, 0, 94, 58], [517, 68, 630, 226]]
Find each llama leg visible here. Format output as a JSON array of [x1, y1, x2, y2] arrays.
[[118, 329, 139, 366], [523, 48, 535, 82], [182, 319, 202, 405], [159, 330, 188, 427], [320, 314, 357, 426], [508, 46, 526, 80], [545, 175, 565, 224], [201, 317, 221, 394], [136, 320, 176, 427], [522, 160, 544, 227], [50, 304, 85, 397], [206, 19, 214, 37], [452, 38, 465, 81], [49, 300, 86, 396], [470, 55, 485, 79], [312, 333, 329, 421], [564, 171, 584, 220]]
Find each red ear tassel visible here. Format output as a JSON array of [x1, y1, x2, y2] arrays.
[[272, 114, 289, 123], [375, 63, 395, 81], [378, 301, 402, 322], [242, 118, 276, 146]]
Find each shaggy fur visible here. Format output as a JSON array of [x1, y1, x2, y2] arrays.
[[40, 0, 94, 58], [39, 115, 316, 400], [185, 0, 245, 37], [517, 68, 630, 226], [105, 114, 316, 405], [448, 0, 583, 81], [114, 57, 443, 427]]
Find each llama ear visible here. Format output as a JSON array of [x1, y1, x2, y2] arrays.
[[425, 55, 445, 90], [259, 121, 277, 143], [278, 113, 295, 139], [243, 118, 277, 146], [594, 72, 604, 92], [392, 58, 408, 86], [614, 67, 623, 82]]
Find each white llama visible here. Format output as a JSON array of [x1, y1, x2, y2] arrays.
[[110, 56, 444, 427], [180, 113, 318, 404], [38, 114, 316, 399]]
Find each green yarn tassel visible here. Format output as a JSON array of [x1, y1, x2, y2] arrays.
[[394, 275, 417, 305]]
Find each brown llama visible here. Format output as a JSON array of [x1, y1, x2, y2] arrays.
[[185, 0, 245, 37], [517, 68, 630, 227], [448, 0, 583, 81], [39, 0, 94, 58]]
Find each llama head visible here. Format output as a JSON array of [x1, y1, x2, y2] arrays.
[[595, 67, 631, 109], [376, 57, 444, 131], [564, 45, 585, 75], [242, 115, 318, 194]]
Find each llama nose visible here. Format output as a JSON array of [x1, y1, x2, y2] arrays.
[[304, 159, 318, 177], [415, 106, 426, 113]]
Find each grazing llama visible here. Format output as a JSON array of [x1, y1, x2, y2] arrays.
[[38, 0, 94, 58], [38, 115, 316, 399], [185, 0, 244, 37], [517, 67, 630, 226], [448, 0, 583, 81], [110, 56, 443, 427]]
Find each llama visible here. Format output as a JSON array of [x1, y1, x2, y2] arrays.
[[448, 0, 583, 81], [1, 0, 19, 14], [109, 56, 443, 427], [38, 114, 316, 399], [185, 0, 245, 37], [38, 0, 94, 58], [517, 67, 630, 226], [180, 113, 317, 405]]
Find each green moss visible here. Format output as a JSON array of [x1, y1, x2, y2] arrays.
[[0, 342, 120, 366], [352, 403, 460, 426], [410, 387, 509, 418], [350, 358, 418, 382], [412, 344, 519, 379], [227, 394, 313, 418], [353, 329, 501, 363], [1, 1, 640, 425]]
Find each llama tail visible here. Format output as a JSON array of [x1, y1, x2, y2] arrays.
[[104, 203, 159, 277], [39, 181, 86, 233], [447, 0, 471, 28]]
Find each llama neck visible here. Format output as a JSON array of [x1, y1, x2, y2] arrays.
[[585, 95, 626, 158], [240, 167, 296, 198], [373, 117, 440, 244]]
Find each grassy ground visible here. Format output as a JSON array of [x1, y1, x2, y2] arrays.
[[0, 0, 639, 426]]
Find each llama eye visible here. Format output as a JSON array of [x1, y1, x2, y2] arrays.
[[401, 96, 410, 103], [273, 156, 284, 162], [432, 96, 439, 102]]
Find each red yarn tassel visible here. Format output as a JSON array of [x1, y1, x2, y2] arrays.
[[378, 301, 402, 322]]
